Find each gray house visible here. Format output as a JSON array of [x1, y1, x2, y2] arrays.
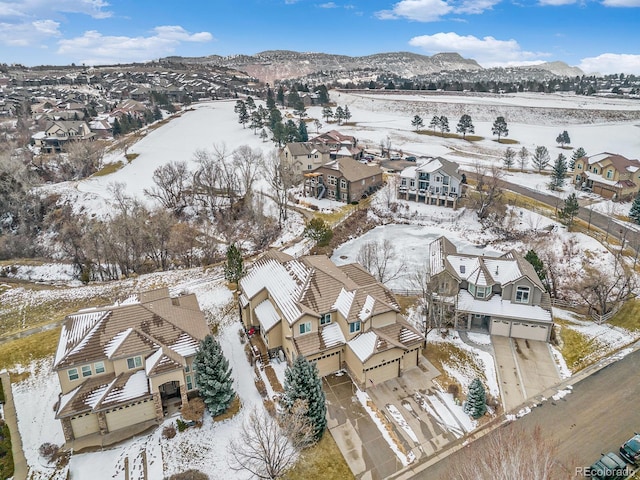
[[398, 157, 463, 207]]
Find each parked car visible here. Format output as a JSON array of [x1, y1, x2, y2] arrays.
[[405, 156, 417, 162], [587, 452, 628, 480], [390, 155, 401, 161], [620, 433, 640, 465]]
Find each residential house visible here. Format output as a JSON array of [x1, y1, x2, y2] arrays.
[[573, 152, 640, 200], [280, 142, 332, 177], [238, 251, 424, 388], [309, 130, 362, 160], [398, 157, 464, 207], [427, 237, 553, 341], [32, 120, 95, 153], [53, 288, 209, 447], [305, 157, 383, 202]]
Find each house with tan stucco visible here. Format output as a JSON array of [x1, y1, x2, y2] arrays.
[[238, 250, 424, 388], [53, 288, 209, 447]]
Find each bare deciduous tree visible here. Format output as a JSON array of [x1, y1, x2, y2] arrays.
[[357, 239, 406, 284], [379, 174, 399, 209], [232, 144, 263, 201], [446, 424, 574, 480], [228, 404, 315, 480], [262, 150, 295, 229], [63, 140, 105, 179], [144, 160, 192, 215], [472, 162, 506, 224]]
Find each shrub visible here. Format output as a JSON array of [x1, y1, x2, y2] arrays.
[[181, 397, 205, 423], [263, 399, 276, 417], [254, 378, 268, 398], [162, 424, 177, 439], [165, 470, 209, 480], [176, 418, 187, 432], [39, 442, 60, 463], [447, 384, 460, 399]]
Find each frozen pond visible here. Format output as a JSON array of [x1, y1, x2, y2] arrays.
[[331, 224, 500, 290]]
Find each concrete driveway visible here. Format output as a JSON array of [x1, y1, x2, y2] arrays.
[[492, 336, 561, 412]]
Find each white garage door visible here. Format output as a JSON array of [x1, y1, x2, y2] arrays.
[[366, 359, 399, 385], [511, 322, 549, 341], [71, 413, 99, 438], [106, 400, 156, 432], [490, 319, 510, 337], [314, 351, 340, 377]]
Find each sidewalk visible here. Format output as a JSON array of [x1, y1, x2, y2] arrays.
[[1, 371, 28, 480]]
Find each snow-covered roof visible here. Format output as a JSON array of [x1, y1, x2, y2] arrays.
[[358, 295, 375, 322], [447, 255, 481, 281], [254, 299, 281, 332], [104, 328, 132, 358], [585, 170, 617, 186], [170, 332, 200, 357], [54, 310, 108, 367], [145, 349, 164, 375], [321, 323, 346, 349], [457, 291, 552, 322], [482, 259, 522, 285], [400, 165, 418, 179], [348, 331, 377, 362], [102, 370, 150, 405], [417, 159, 443, 173], [332, 288, 355, 319]]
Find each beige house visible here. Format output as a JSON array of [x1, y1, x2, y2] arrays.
[[280, 142, 332, 177], [53, 288, 209, 447], [32, 120, 95, 153], [428, 237, 553, 342], [309, 130, 362, 159], [304, 157, 383, 202], [574, 152, 640, 200], [238, 251, 424, 388]]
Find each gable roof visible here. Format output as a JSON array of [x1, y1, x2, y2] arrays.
[[315, 157, 383, 182], [54, 288, 208, 370]]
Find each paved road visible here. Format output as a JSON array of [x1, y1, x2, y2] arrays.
[[405, 347, 640, 479]]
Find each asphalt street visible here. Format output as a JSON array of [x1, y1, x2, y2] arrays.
[[409, 347, 640, 479]]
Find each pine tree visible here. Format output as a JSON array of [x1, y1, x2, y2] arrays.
[[570, 147, 586, 170], [438, 115, 450, 136], [503, 147, 516, 169], [411, 115, 424, 131], [112, 117, 121, 137], [629, 193, 640, 225], [556, 130, 571, 148], [334, 106, 345, 125], [532, 146, 550, 172], [524, 249, 547, 284], [322, 106, 334, 123], [550, 153, 568, 190], [518, 146, 529, 172], [343, 106, 352, 123], [298, 120, 308, 142], [463, 378, 487, 419], [259, 128, 269, 142], [277, 86, 285, 107], [429, 115, 440, 132], [224, 243, 245, 283], [456, 114, 474, 138], [559, 193, 580, 226], [492, 116, 509, 142], [194, 335, 236, 418], [266, 87, 276, 111], [283, 355, 327, 440]]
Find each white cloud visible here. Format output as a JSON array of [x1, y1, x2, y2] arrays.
[[319, 2, 338, 7], [376, 0, 501, 21], [601, 0, 640, 5], [0, 0, 111, 19], [537, 0, 577, 5], [56, 26, 214, 65], [408, 32, 549, 67], [579, 53, 640, 75], [0, 19, 60, 46], [33, 19, 61, 36]]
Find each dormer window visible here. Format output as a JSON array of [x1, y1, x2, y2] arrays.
[[320, 313, 332, 326], [127, 356, 142, 369], [475, 286, 490, 299], [349, 321, 361, 334], [515, 286, 530, 303]]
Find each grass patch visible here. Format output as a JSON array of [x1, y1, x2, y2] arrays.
[[124, 153, 139, 162], [0, 327, 61, 372], [213, 395, 242, 422], [264, 365, 284, 393], [0, 420, 14, 480], [315, 201, 366, 227], [609, 298, 640, 331], [395, 295, 419, 315], [555, 320, 600, 372], [493, 138, 519, 144], [93, 161, 124, 177], [283, 431, 354, 480], [423, 341, 475, 394]]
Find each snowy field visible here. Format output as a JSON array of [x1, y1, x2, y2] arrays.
[[7, 90, 640, 478]]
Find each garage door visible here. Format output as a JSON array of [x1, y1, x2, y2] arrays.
[[313, 351, 340, 377], [71, 413, 99, 438], [366, 359, 399, 385], [490, 319, 510, 337], [403, 348, 419, 369], [511, 322, 549, 342], [106, 399, 156, 432]]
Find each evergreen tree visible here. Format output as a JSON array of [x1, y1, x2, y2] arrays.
[[559, 193, 580, 226], [556, 130, 571, 148], [224, 243, 245, 283], [277, 86, 286, 107], [316, 84, 330, 105], [153, 105, 163, 121], [532, 146, 550, 172], [298, 120, 309, 142], [385, 81, 395, 90], [492, 116, 509, 142], [629, 193, 640, 225], [439, 115, 450, 136], [411, 115, 424, 131], [322, 106, 334, 123], [343, 106, 352, 123], [303, 218, 333, 247], [463, 378, 487, 419], [456, 114, 474, 138], [285, 119, 298, 142], [259, 128, 269, 142], [550, 153, 568, 190], [518, 146, 529, 172], [429, 115, 440, 132], [235, 100, 249, 128], [266, 87, 276, 110], [283, 355, 327, 440], [570, 147, 586, 170], [112, 117, 121, 137], [245, 96, 256, 112], [524, 249, 547, 285], [249, 111, 263, 134], [503, 147, 516, 169], [334, 106, 345, 125], [269, 108, 283, 130], [193, 335, 236, 418]]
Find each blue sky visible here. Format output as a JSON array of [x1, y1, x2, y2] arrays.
[[1, 0, 639, 74]]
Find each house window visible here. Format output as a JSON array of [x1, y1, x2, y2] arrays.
[[476, 286, 490, 299], [186, 374, 194, 390], [401, 178, 407, 186], [606, 170, 613, 179], [410, 179, 415, 188], [576, 175, 581, 181], [577, 163, 582, 170], [515, 286, 530, 303], [468, 283, 476, 295], [68, 368, 79, 381], [349, 321, 361, 333], [94, 361, 105, 374], [340, 179, 347, 189], [443, 176, 449, 185], [184, 364, 190, 373], [307, 164, 312, 170], [127, 356, 143, 369], [299, 322, 311, 335], [320, 313, 332, 325], [435, 176, 441, 182], [593, 168, 598, 174], [328, 176, 336, 186], [81, 365, 92, 377]]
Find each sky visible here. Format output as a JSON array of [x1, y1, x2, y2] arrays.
[[1, 0, 639, 74]]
